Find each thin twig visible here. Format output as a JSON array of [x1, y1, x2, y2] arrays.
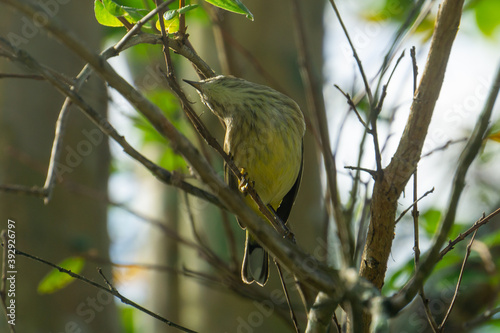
[[334, 84, 369, 130], [413, 173, 439, 332], [463, 306, 500, 330], [328, 0, 373, 105], [344, 165, 377, 178], [421, 138, 468, 158], [14, 248, 196, 332], [377, 0, 429, 85], [410, 46, 418, 95], [42, 84, 76, 204], [178, 0, 186, 36], [0, 38, 223, 209], [439, 230, 478, 330], [390, 208, 500, 313], [412, 173, 420, 267], [0, 73, 44, 80], [393, 57, 500, 309], [438, 208, 500, 260], [362, 0, 466, 293], [371, 51, 406, 174], [419, 289, 439, 333], [275, 260, 300, 333], [0, 184, 47, 197], [394, 187, 435, 224], [291, 0, 353, 264]]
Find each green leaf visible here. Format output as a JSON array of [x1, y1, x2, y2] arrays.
[[95, 0, 123, 27], [102, 0, 148, 23], [179, 4, 199, 15], [156, 16, 180, 33], [156, 5, 198, 33], [38, 257, 85, 294], [123, 6, 149, 23], [102, 0, 126, 16], [164, 9, 178, 21], [203, 0, 253, 20], [473, 0, 500, 36]]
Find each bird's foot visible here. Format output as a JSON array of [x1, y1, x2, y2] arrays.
[[238, 168, 254, 194]]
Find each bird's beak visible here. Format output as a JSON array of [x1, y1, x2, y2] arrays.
[[183, 79, 202, 91]]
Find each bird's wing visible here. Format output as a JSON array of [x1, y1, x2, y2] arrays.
[[276, 140, 304, 223]]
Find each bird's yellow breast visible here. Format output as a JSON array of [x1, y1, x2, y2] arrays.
[[224, 115, 303, 210]]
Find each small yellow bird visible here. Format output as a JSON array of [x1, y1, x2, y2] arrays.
[[185, 75, 305, 286]]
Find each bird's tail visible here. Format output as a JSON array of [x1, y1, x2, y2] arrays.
[[241, 230, 269, 286]]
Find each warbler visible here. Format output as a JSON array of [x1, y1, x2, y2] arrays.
[[184, 75, 305, 286]]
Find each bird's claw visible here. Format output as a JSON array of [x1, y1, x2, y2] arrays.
[[238, 168, 253, 194]]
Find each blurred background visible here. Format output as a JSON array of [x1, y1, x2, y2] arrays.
[[0, 0, 499, 332]]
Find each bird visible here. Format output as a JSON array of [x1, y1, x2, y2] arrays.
[[184, 75, 305, 286]]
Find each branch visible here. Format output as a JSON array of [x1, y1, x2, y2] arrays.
[[394, 187, 434, 224], [328, 0, 373, 105], [438, 208, 500, 260], [9, 247, 196, 333], [389, 56, 500, 313], [0, 38, 223, 210], [359, 0, 466, 290], [292, 0, 354, 265], [438, 230, 477, 330], [0, 0, 348, 296], [0, 73, 43, 80], [463, 307, 500, 330], [113, 0, 175, 52], [388, 207, 500, 314]]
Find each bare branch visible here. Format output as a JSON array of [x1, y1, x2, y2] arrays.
[[438, 230, 477, 330], [292, 0, 353, 265], [389, 207, 500, 314], [360, 0, 466, 291], [419, 289, 439, 333], [10, 246, 196, 333], [334, 84, 369, 130], [0, 38, 223, 209], [390, 56, 500, 313], [438, 208, 500, 260], [275, 260, 300, 333], [328, 0, 373, 105], [0, 73, 43, 80], [421, 138, 468, 159], [394, 187, 435, 224], [463, 306, 500, 330], [1, 0, 348, 296]]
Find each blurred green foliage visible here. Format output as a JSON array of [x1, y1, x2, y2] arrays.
[[37, 257, 86, 294]]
